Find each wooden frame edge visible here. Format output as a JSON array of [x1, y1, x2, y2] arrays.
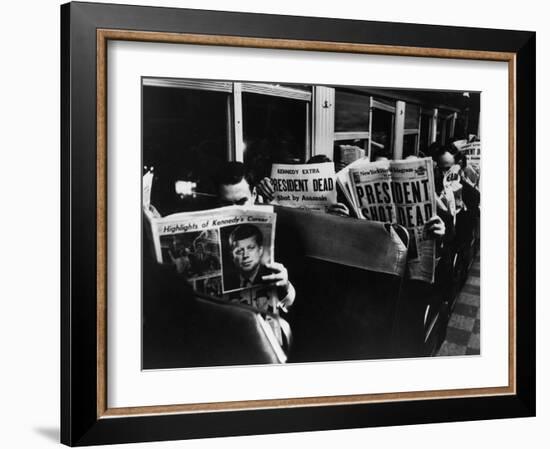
[[100, 386, 514, 418], [97, 28, 108, 418], [95, 28, 517, 419], [508, 56, 517, 395], [98, 29, 515, 61]]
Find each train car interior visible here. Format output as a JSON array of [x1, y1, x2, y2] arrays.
[[142, 79, 481, 368]]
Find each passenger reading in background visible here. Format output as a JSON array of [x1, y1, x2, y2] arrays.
[[454, 151, 480, 189], [258, 152, 445, 240], [432, 145, 480, 253]]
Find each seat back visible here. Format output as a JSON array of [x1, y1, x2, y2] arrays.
[[274, 207, 409, 362], [142, 261, 285, 369], [274, 206, 408, 276]]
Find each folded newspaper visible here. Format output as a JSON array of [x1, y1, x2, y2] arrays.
[[144, 204, 284, 317], [340, 157, 437, 283], [335, 156, 369, 214], [142, 168, 154, 209], [466, 154, 481, 187], [458, 141, 481, 155], [269, 162, 337, 211], [466, 154, 480, 177]]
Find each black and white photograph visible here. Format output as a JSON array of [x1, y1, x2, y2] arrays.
[[159, 229, 221, 279], [219, 222, 274, 293], [142, 77, 481, 369]]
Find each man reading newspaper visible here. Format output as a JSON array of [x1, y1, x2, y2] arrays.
[[144, 162, 296, 352], [147, 205, 293, 351], [345, 157, 444, 283], [213, 161, 296, 311]]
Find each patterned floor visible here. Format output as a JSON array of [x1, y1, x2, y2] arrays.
[[437, 253, 480, 356]]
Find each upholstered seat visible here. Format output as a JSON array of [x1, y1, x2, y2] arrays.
[[273, 207, 410, 362], [143, 261, 284, 369]]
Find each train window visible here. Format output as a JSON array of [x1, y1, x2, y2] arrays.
[[242, 91, 310, 181], [419, 110, 434, 153], [455, 115, 468, 140], [372, 97, 395, 110], [435, 116, 442, 144], [405, 103, 421, 129], [444, 114, 456, 142], [371, 108, 394, 155], [402, 103, 421, 158], [402, 133, 418, 158], [332, 88, 372, 163], [334, 90, 370, 132], [143, 85, 231, 213], [333, 138, 368, 170]]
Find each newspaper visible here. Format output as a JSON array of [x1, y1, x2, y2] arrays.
[[347, 157, 437, 283], [452, 139, 468, 151], [460, 141, 481, 155], [143, 169, 153, 209], [390, 159, 437, 283], [145, 204, 283, 314], [335, 156, 370, 212], [466, 154, 481, 175], [269, 162, 337, 211], [443, 164, 464, 213], [464, 154, 481, 189], [348, 160, 394, 221], [466, 154, 481, 173]]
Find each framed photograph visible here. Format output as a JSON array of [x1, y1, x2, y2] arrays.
[[61, 1, 535, 446]]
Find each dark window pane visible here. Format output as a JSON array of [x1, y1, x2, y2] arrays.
[[403, 134, 418, 158], [334, 90, 370, 132], [467, 95, 480, 137], [143, 85, 230, 214], [420, 113, 431, 153], [445, 118, 455, 141], [455, 115, 468, 140], [371, 108, 394, 154], [405, 103, 420, 129], [242, 93, 308, 181], [333, 139, 368, 170]]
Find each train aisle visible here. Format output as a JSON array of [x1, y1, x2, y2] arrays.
[[437, 253, 480, 356]]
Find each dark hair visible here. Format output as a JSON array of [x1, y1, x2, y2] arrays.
[[454, 151, 467, 167], [229, 224, 263, 248], [213, 161, 254, 193], [447, 143, 460, 155], [432, 145, 455, 163], [426, 142, 442, 159], [307, 155, 332, 164], [371, 147, 392, 161], [445, 137, 459, 148]]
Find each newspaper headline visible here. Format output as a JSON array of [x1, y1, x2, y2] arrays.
[[269, 162, 337, 211]]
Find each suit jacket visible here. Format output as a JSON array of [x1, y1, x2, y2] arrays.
[[223, 263, 272, 292]]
